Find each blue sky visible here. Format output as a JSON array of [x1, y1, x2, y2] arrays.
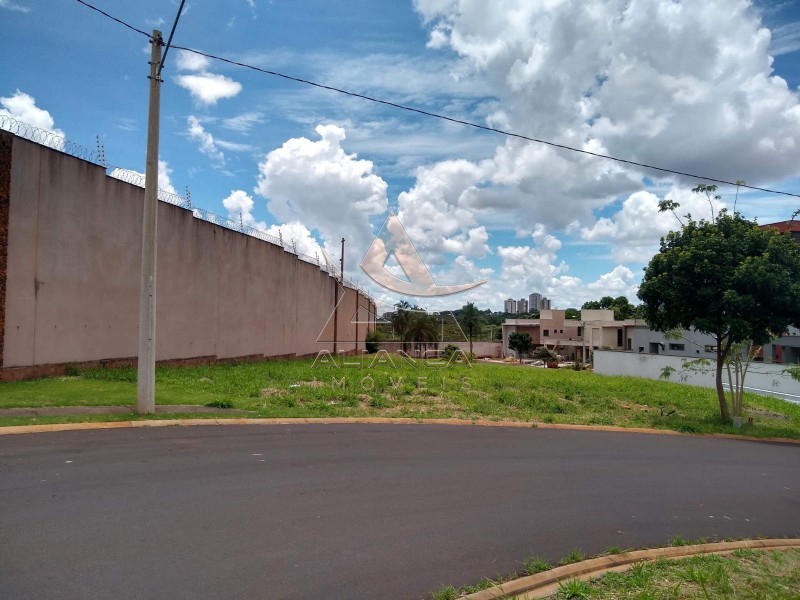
[[2, 0, 800, 312]]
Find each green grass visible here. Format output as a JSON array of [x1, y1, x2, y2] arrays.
[[429, 543, 800, 600], [550, 549, 800, 599], [2, 358, 800, 439]]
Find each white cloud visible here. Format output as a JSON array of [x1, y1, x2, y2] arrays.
[[403, 0, 800, 237], [221, 111, 265, 133], [770, 21, 800, 56], [222, 189, 266, 230], [580, 187, 726, 263], [158, 160, 177, 194], [0, 90, 63, 137], [187, 115, 225, 164], [176, 49, 210, 72], [255, 124, 388, 266], [176, 73, 242, 105], [215, 140, 257, 152], [0, 0, 30, 13], [264, 221, 325, 258], [108, 159, 177, 197], [488, 223, 641, 308]]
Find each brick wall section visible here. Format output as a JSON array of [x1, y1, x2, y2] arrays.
[[0, 132, 11, 368]]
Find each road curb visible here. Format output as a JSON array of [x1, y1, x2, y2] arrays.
[[0, 417, 799, 444], [463, 538, 800, 599]]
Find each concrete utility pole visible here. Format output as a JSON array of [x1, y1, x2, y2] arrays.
[[137, 30, 163, 414]]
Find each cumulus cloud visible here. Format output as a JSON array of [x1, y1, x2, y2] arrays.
[[174, 45, 240, 107], [222, 189, 266, 229], [255, 124, 388, 265], [494, 224, 639, 308], [401, 1, 800, 234], [176, 49, 210, 72], [0, 90, 63, 137], [158, 159, 177, 194], [264, 221, 324, 257], [580, 187, 726, 263], [387, 0, 800, 307], [187, 116, 225, 164], [108, 159, 177, 197], [176, 73, 242, 105]]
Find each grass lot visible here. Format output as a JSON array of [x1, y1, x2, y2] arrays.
[[1, 358, 799, 437], [550, 549, 800, 599]]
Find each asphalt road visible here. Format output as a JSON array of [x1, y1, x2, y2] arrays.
[[1, 424, 798, 599]]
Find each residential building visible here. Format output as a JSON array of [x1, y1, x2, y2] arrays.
[[504, 298, 517, 314], [518, 298, 528, 313], [761, 220, 800, 245], [502, 309, 638, 362], [528, 293, 542, 311]]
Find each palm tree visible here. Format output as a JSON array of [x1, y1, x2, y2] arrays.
[[406, 311, 439, 355], [391, 300, 413, 351], [459, 302, 481, 355]]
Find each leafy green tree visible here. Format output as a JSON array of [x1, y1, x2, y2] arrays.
[[365, 328, 383, 354], [639, 205, 800, 423], [508, 331, 533, 359], [581, 296, 641, 320], [532, 346, 557, 362], [459, 302, 482, 355]]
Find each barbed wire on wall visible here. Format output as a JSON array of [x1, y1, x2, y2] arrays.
[[1, 115, 374, 302], [106, 167, 191, 208], [0, 115, 102, 164]]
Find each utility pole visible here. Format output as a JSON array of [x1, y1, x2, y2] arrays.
[[137, 30, 163, 414], [340, 238, 345, 353], [332, 239, 345, 355]]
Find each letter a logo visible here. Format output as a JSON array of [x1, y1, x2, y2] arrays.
[[359, 212, 486, 297]]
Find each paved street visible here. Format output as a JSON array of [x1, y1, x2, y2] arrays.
[[1, 424, 798, 599]]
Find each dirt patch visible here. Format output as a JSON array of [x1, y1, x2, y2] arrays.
[[259, 388, 283, 397], [748, 407, 790, 421]]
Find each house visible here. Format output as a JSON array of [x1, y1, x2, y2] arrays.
[[502, 309, 638, 362], [761, 220, 800, 245]]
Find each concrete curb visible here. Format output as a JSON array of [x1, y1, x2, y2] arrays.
[[1, 417, 800, 444], [463, 538, 800, 599]]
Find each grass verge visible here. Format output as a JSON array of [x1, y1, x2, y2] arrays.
[[551, 548, 800, 599], [428, 542, 800, 599], [1, 358, 799, 438]]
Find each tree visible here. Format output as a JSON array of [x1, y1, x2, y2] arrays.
[[581, 296, 642, 320], [508, 331, 533, 359], [390, 300, 414, 350], [532, 346, 557, 362], [459, 302, 482, 355], [405, 311, 439, 353], [365, 328, 383, 354], [638, 202, 800, 423]]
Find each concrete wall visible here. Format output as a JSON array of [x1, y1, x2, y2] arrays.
[[630, 327, 718, 359], [0, 133, 374, 380], [594, 350, 800, 404]]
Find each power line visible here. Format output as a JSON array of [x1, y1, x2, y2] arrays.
[[71, 0, 800, 200], [158, 0, 187, 78], [72, 0, 150, 37], [174, 45, 800, 199]]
